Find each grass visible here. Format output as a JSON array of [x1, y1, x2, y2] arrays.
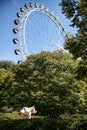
[[1, 111, 45, 120]]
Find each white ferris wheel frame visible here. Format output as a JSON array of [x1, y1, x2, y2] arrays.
[[13, 2, 68, 61]]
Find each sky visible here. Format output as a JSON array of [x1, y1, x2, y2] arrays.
[[0, 0, 77, 63]]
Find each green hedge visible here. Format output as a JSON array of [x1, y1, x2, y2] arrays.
[[0, 118, 87, 130]]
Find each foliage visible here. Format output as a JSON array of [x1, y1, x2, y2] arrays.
[[59, 0, 87, 79], [0, 117, 87, 130], [0, 52, 87, 119], [0, 68, 15, 110], [76, 60, 87, 80], [7, 51, 87, 117], [0, 60, 15, 70], [0, 60, 15, 110]]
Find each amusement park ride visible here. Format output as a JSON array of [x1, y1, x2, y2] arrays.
[[13, 2, 68, 63]]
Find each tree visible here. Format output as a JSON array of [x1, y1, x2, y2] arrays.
[[0, 68, 15, 111], [59, 0, 87, 79], [10, 51, 87, 117], [0, 60, 15, 71]]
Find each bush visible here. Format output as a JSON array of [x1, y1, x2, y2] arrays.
[[0, 117, 87, 130]]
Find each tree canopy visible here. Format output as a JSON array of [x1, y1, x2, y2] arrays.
[[1, 51, 86, 117], [59, 0, 87, 79]]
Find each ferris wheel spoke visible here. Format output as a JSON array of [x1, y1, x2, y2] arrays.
[[13, 2, 67, 63]]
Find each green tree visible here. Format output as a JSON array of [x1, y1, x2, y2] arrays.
[[0, 68, 15, 111], [59, 0, 87, 79], [10, 51, 87, 117], [0, 60, 15, 71]]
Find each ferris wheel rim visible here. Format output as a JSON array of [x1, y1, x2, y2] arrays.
[[13, 2, 68, 62]]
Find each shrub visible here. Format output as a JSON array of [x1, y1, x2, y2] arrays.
[[0, 117, 87, 130]]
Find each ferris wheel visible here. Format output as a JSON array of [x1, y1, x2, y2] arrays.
[[13, 2, 68, 63]]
